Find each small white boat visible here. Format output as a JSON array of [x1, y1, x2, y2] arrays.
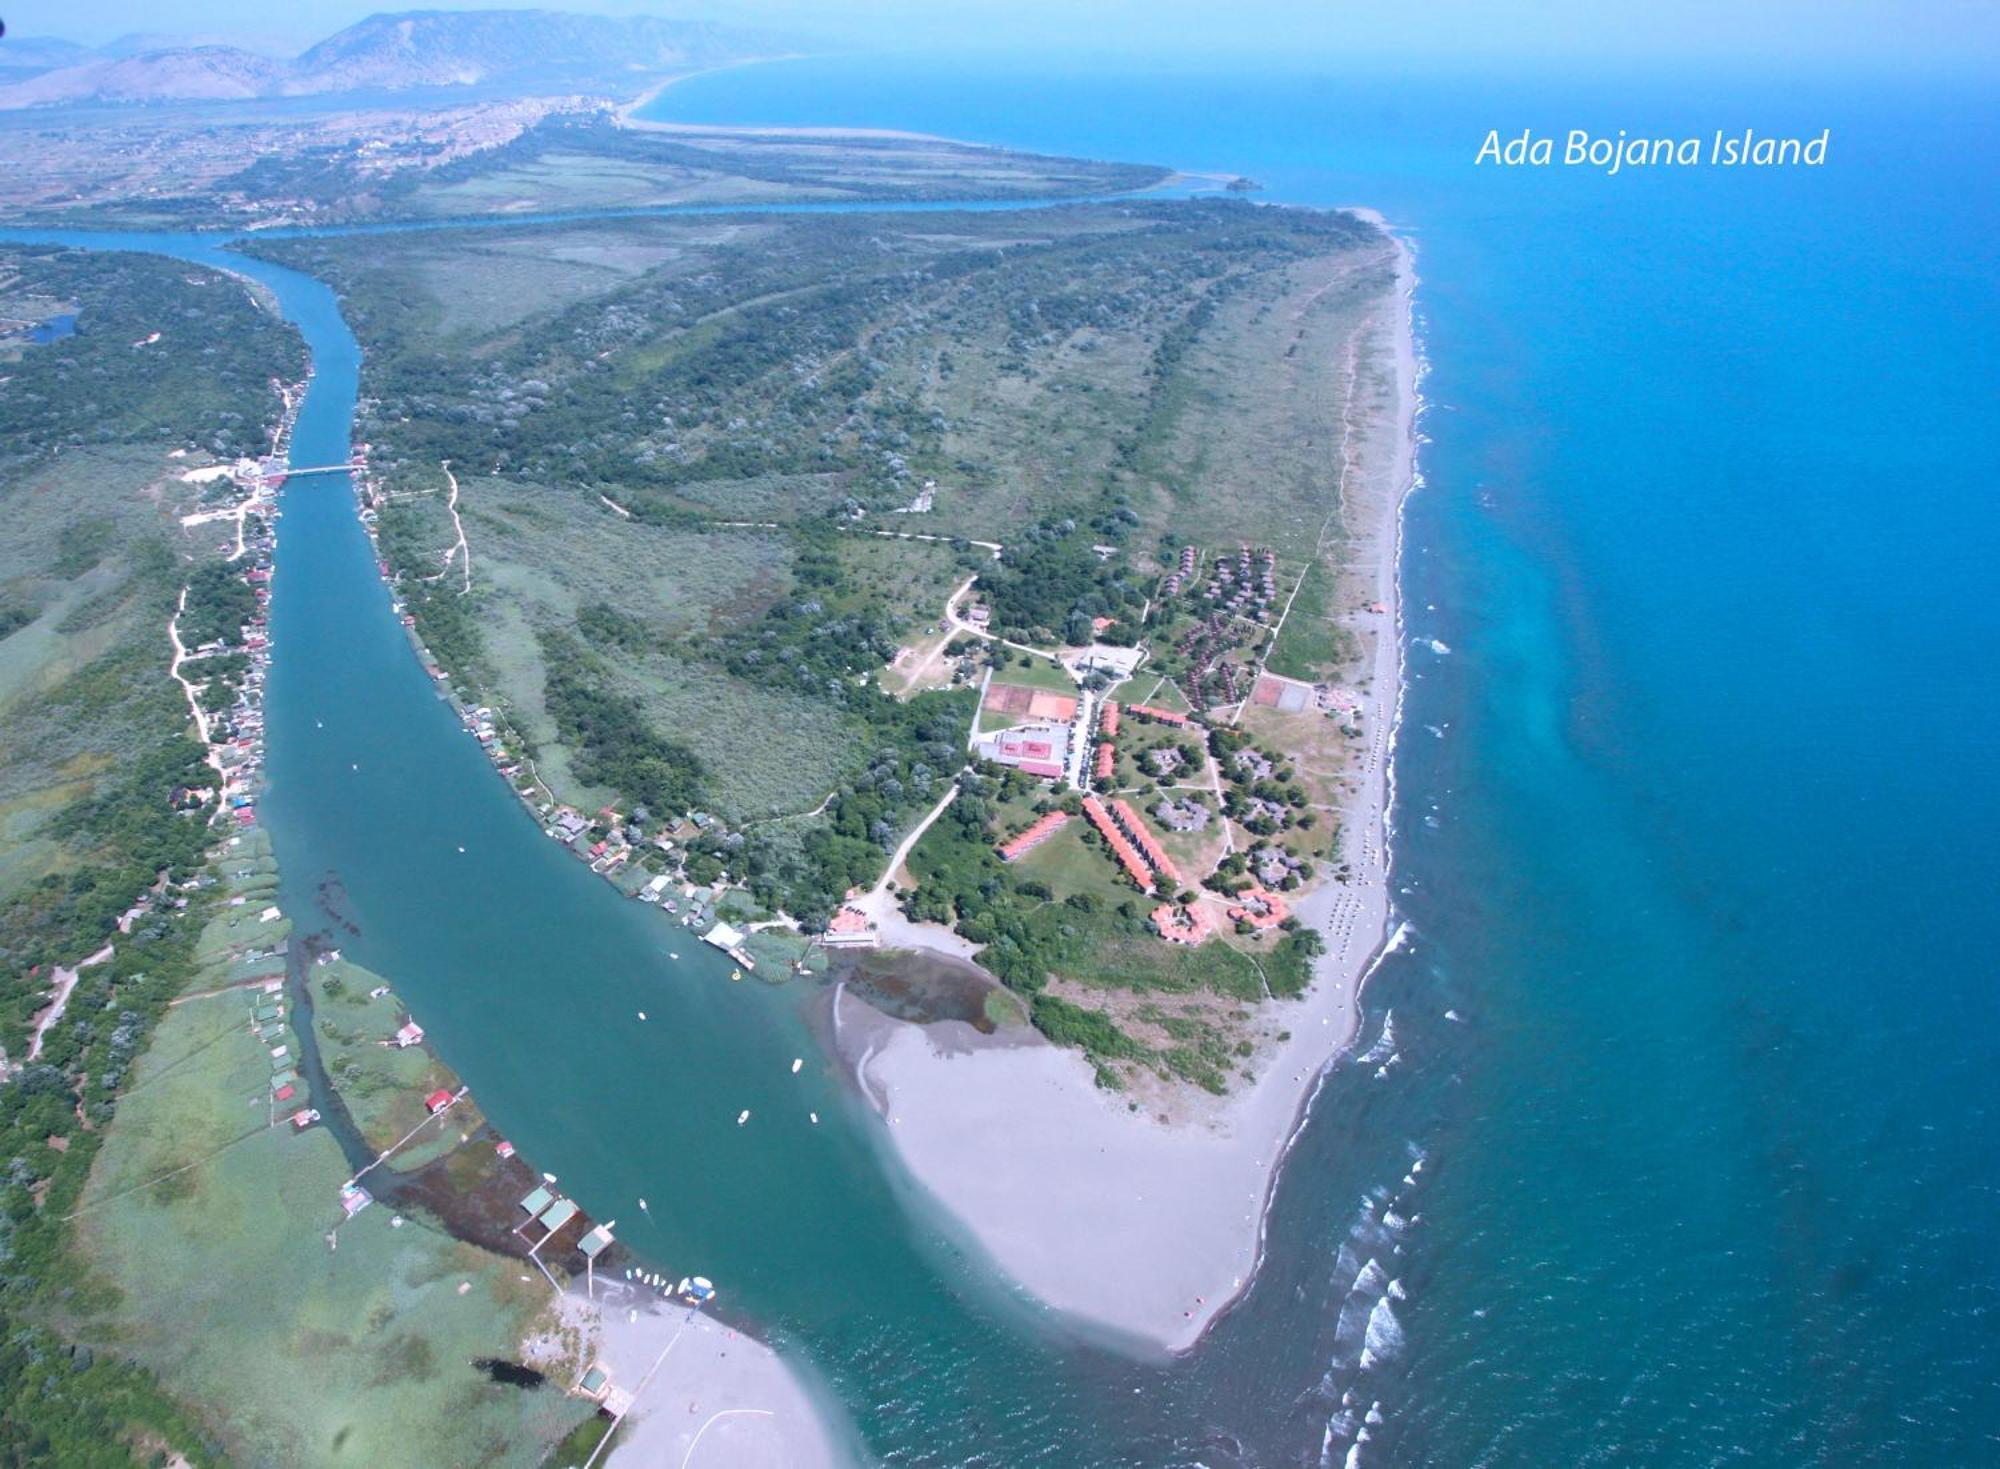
[[791, 1058, 802, 1074], [809, 1112, 819, 1125], [736, 1109, 750, 1125], [670, 952, 679, 960], [638, 1011, 647, 1021]]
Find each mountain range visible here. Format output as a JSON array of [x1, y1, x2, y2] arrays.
[[0, 9, 766, 109]]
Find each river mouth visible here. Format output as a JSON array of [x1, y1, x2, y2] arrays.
[[826, 947, 1010, 1032]]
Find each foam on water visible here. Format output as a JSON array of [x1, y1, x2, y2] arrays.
[[1356, 1011, 1398, 1067]]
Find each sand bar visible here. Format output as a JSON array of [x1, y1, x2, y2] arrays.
[[554, 1280, 849, 1468]]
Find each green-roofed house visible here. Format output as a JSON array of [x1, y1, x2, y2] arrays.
[[514, 1185, 554, 1232], [535, 1198, 580, 1239]]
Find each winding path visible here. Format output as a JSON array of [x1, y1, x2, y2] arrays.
[[426, 460, 472, 593], [168, 586, 231, 796]]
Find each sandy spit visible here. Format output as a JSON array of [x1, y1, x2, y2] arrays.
[[553, 1279, 852, 1468]]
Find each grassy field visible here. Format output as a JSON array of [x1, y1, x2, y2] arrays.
[[465, 480, 793, 637], [983, 654, 1079, 695], [1265, 556, 1357, 681], [67, 838, 588, 1469]]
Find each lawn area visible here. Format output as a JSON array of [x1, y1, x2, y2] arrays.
[[1005, 817, 1141, 908], [983, 654, 1079, 696]]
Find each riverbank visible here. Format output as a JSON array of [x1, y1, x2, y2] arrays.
[[847, 222, 1420, 1353]]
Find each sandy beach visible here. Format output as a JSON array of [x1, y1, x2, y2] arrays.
[[550, 1280, 848, 1468], [846, 219, 1420, 1354]]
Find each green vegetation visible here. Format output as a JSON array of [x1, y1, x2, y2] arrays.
[[178, 561, 259, 648], [1262, 927, 1327, 1000], [0, 802, 234, 1466], [0, 248, 304, 468], [978, 520, 1143, 644], [902, 769, 1272, 1088], [543, 632, 706, 818], [1031, 993, 1147, 1065], [0, 246, 299, 1041], [0, 248, 304, 1464]]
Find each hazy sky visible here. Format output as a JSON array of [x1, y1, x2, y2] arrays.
[[5, 0, 1994, 72]]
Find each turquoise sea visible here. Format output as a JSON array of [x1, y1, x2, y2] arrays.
[[639, 60, 2000, 1463], [10, 54, 1997, 1467]]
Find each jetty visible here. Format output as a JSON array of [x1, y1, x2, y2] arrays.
[[700, 920, 756, 970]]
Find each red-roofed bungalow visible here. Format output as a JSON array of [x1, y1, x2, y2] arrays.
[[998, 810, 1070, 862], [1110, 799, 1182, 886]]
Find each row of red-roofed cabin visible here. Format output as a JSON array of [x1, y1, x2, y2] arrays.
[[1099, 701, 1120, 738], [1109, 798, 1183, 887], [996, 809, 1070, 862], [1125, 703, 1189, 728], [1095, 741, 1115, 782], [1082, 795, 1157, 893]]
